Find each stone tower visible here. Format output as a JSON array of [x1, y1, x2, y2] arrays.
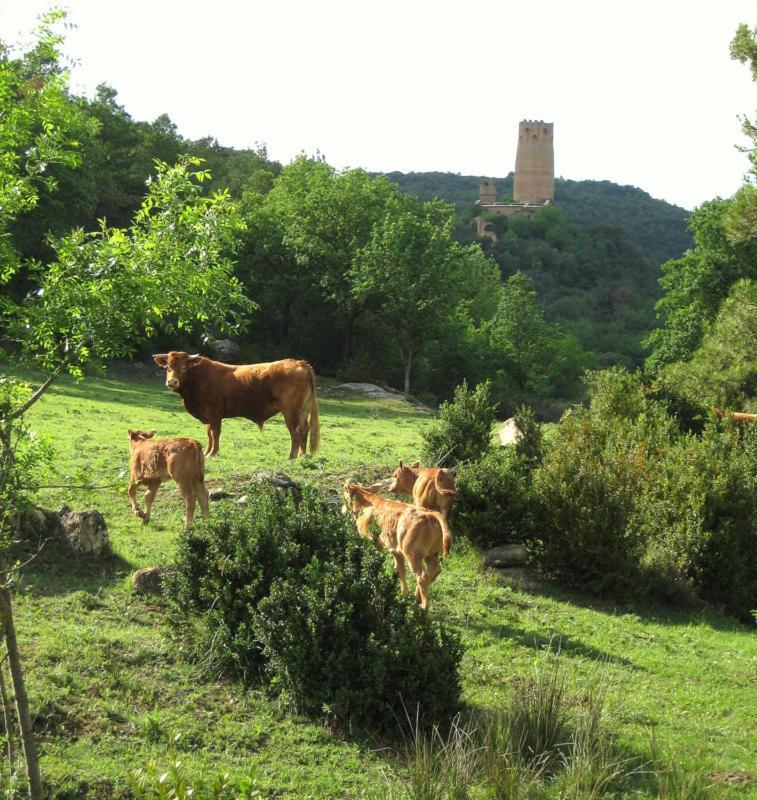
[[513, 120, 554, 204]]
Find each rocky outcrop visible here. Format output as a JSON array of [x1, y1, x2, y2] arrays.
[[22, 506, 109, 555]]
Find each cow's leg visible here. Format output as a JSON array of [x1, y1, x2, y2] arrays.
[[181, 486, 197, 529], [197, 481, 210, 519], [407, 554, 430, 609], [284, 410, 303, 460], [297, 405, 310, 456], [205, 421, 222, 456], [392, 552, 408, 594], [426, 555, 442, 603], [128, 480, 144, 520], [142, 480, 161, 524]]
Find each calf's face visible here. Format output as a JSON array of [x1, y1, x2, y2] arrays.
[[154, 352, 197, 391], [388, 460, 417, 494]]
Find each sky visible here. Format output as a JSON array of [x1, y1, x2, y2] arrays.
[[1, 0, 754, 210]]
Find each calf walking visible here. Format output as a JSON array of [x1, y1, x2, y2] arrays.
[[343, 481, 451, 609], [127, 429, 209, 528]]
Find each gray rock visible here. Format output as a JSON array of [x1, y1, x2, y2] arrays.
[[498, 418, 523, 447], [131, 566, 165, 596], [483, 543, 528, 568], [235, 495, 248, 508], [207, 338, 240, 362], [57, 508, 109, 555], [249, 471, 302, 505], [209, 487, 235, 501]]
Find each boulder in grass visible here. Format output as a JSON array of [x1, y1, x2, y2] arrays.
[[131, 567, 166, 596], [21, 506, 109, 556], [57, 508, 109, 555], [483, 543, 528, 569]]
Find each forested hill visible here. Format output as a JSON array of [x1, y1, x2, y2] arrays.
[[381, 171, 692, 266]]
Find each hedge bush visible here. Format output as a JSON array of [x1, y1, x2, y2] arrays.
[[454, 447, 535, 550], [167, 487, 463, 732], [420, 379, 498, 467], [531, 369, 757, 619]]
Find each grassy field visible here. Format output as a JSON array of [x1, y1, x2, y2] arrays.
[[7, 365, 757, 798]]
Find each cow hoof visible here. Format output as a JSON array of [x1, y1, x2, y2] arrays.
[[141, 516, 150, 525]]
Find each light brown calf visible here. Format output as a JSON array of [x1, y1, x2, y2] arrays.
[[343, 481, 452, 609], [127, 429, 209, 528], [388, 460, 456, 519]]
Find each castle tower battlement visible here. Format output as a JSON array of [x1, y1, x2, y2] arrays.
[[513, 120, 554, 204]]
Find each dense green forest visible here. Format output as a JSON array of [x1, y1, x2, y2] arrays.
[[4, 81, 679, 410], [382, 170, 693, 266], [1, 21, 749, 416]]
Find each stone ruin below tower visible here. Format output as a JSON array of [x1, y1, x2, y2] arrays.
[[475, 120, 554, 240]]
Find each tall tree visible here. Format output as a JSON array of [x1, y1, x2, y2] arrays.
[[262, 156, 399, 363], [0, 18, 251, 797], [352, 197, 479, 394]]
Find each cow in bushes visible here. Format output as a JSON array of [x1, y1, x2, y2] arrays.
[[388, 460, 456, 519], [343, 481, 452, 609], [153, 351, 320, 459], [127, 429, 209, 528]]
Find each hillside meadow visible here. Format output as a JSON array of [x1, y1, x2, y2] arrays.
[[7, 365, 756, 798]]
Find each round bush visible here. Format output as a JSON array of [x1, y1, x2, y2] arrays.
[[454, 447, 535, 550], [167, 487, 463, 732]]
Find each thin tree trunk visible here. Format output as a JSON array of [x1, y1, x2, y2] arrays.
[[0, 587, 41, 800], [403, 343, 415, 397], [0, 651, 16, 770]]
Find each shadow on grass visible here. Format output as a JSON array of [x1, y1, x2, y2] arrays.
[[18, 537, 134, 598], [465, 613, 642, 670], [502, 569, 750, 635]]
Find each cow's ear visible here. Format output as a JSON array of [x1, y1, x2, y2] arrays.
[[146, 430, 157, 438], [128, 429, 133, 438], [411, 460, 420, 468], [154, 354, 169, 368], [398, 459, 404, 469]]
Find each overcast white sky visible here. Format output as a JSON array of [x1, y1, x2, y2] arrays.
[[2, 0, 754, 210]]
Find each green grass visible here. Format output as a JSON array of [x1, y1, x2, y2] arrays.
[[7, 366, 757, 798]]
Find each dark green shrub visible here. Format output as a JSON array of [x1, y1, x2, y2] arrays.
[[531, 370, 676, 596], [454, 448, 535, 550], [531, 368, 756, 619], [167, 487, 463, 732], [420, 379, 498, 467], [634, 423, 757, 621]]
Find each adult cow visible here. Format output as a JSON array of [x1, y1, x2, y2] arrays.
[[153, 351, 320, 459]]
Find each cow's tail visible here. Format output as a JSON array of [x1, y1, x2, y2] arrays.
[[439, 513, 453, 557], [308, 365, 320, 455]]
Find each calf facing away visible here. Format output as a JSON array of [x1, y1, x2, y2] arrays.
[[388, 460, 456, 519], [127, 429, 209, 528], [343, 481, 452, 609]]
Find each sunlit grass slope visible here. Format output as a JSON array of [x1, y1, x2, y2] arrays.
[[10, 366, 757, 798]]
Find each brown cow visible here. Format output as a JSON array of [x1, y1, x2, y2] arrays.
[[153, 351, 320, 458], [388, 460, 456, 519], [127, 429, 209, 528], [343, 481, 452, 609]]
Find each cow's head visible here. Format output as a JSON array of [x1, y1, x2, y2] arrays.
[[388, 460, 420, 495], [153, 351, 200, 392], [128, 429, 157, 447], [342, 480, 368, 516]]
